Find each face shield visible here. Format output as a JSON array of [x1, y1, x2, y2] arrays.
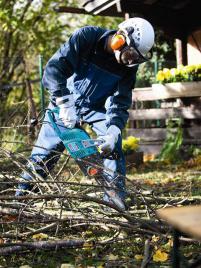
[[121, 46, 152, 66], [114, 45, 152, 67]]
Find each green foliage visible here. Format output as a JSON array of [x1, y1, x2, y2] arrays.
[[158, 119, 183, 163], [135, 29, 176, 87], [0, 0, 86, 101], [135, 61, 156, 87], [156, 64, 201, 83], [186, 145, 201, 158], [0, 0, 124, 112]]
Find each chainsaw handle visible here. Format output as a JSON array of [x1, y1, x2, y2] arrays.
[[47, 108, 62, 138]]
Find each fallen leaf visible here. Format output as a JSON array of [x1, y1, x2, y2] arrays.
[[32, 233, 48, 240], [144, 179, 155, 185], [83, 241, 93, 250], [153, 249, 168, 262], [60, 264, 75, 268], [151, 235, 160, 242], [2, 215, 17, 222], [107, 254, 118, 260], [134, 254, 144, 261]]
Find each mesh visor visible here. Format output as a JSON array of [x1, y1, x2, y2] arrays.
[[120, 45, 152, 65]]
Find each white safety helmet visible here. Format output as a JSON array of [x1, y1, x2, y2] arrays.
[[118, 17, 155, 57]]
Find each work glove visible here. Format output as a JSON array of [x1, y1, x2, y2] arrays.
[[99, 125, 121, 153], [56, 94, 77, 128]]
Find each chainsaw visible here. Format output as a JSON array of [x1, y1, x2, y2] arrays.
[[47, 108, 126, 211]]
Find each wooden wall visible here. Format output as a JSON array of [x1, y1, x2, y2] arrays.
[[127, 82, 201, 154]]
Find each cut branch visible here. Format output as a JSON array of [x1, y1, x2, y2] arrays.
[[0, 239, 86, 255]]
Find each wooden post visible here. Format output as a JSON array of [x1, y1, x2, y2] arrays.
[[172, 229, 181, 268], [39, 55, 45, 114], [125, 12, 129, 20], [176, 37, 187, 66]]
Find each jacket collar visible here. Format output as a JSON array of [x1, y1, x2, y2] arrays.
[[95, 30, 116, 54]]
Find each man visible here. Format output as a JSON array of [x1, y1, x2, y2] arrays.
[[16, 17, 155, 209]]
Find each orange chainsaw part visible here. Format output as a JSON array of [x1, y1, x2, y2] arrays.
[[87, 166, 99, 176]]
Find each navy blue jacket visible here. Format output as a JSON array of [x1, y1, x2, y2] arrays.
[[42, 26, 138, 130]]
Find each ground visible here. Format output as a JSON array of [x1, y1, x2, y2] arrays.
[[0, 155, 201, 268]]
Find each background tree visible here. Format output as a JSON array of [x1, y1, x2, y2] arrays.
[[0, 1, 124, 145], [0, 0, 60, 99]]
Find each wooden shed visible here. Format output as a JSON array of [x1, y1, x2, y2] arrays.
[[57, 0, 201, 66], [56, 0, 201, 156]]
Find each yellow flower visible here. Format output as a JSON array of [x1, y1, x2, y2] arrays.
[[163, 68, 171, 80], [122, 136, 140, 153], [156, 70, 165, 82], [157, 63, 201, 83], [126, 136, 140, 150]]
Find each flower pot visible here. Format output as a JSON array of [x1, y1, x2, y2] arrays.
[[125, 151, 143, 168], [152, 81, 201, 99]]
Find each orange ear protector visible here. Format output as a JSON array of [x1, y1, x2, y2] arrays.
[[111, 34, 126, 50]]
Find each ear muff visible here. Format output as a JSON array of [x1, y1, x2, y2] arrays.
[[111, 34, 126, 50]]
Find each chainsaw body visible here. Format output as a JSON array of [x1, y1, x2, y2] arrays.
[[47, 108, 126, 211]]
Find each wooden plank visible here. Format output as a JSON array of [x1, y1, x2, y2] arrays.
[[156, 205, 201, 241], [126, 127, 201, 141], [126, 127, 201, 155], [93, 0, 119, 15], [127, 140, 201, 155], [132, 87, 156, 101], [132, 82, 201, 101], [139, 139, 201, 145], [83, 0, 119, 14], [135, 141, 201, 155], [152, 82, 201, 98], [126, 128, 167, 141], [54, 6, 90, 15], [129, 107, 201, 120], [83, 0, 108, 11]]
